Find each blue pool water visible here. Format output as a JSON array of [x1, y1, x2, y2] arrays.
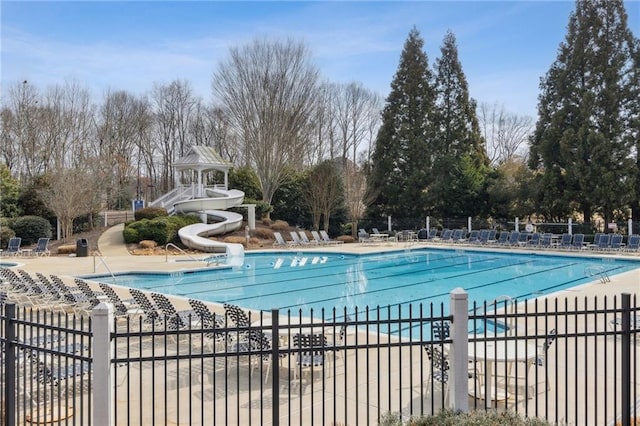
[[88, 248, 639, 320]]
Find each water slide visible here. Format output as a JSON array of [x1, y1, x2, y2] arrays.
[[174, 188, 245, 256]]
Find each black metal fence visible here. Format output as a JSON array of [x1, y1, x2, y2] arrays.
[[1, 292, 638, 425]]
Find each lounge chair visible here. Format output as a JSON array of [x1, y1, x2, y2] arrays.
[[298, 231, 318, 245], [609, 234, 623, 251], [289, 231, 306, 246], [5, 237, 21, 256], [150, 292, 198, 329], [188, 299, 226, 349], [358, 229, 370, 243], [624, 234, 639, 252], [527, 233, 541, 247], [34, 238, 50, 256], [310, 230, 324, 245], [451, 229, 465, 243], [494, 231, 508, 246], [571, 233, 585, 249], [97, 283, 142, 317], [467, 230, 480, 244], [273, 231, 295, 248], [485, 229, 497, 244], [596, 233, 611, 251], [427, 229, 438, 240], [321, 230, 343, 245], [539, 233, 553, 248], [507, 231, 521, 246], [557, 233, 572, 249]]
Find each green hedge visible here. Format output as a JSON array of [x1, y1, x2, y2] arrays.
[[11, 215, 52, 245], [134, 207, 168, 221], [123, 215, 201, 245]]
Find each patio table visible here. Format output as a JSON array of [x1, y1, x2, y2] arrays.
[[468, 340, 538, 408]]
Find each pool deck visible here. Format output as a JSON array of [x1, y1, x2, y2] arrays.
[[3, 225, 640, 424]]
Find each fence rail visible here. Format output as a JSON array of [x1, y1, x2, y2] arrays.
[[1, 292, 638, 425]]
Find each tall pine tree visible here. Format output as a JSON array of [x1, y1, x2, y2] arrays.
[[528, 0, 637, 227], [366, 27, 435, 221], [427, 31, 489, 218]]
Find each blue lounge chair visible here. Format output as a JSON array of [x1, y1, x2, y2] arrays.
[[625, 235, 639, 252], [596, 234, 611, 251], [558, 233, 572, 249], [571, 233, 585, 250], [495, 231, 509, 246], [34, 238, 50, 256], [5, 237, 21, 256], [527, 233, 541, 247], [507, 231, 520, 246], [539, 233, 553, 248], [609, 234, 623, 251]]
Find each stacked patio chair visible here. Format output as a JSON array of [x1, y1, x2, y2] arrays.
[[596, 233, 611, 251]]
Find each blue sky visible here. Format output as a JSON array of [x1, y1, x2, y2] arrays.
[[2, 1, 638, 118]]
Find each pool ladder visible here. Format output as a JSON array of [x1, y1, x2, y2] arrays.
[[585, 265, 610, 284]]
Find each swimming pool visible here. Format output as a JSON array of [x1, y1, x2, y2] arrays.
[[87, 247, 639, 320]]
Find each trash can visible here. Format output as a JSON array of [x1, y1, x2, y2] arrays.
[[76, 238, 88, 257]]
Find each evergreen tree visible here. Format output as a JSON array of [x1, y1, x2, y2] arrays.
[[366, 27, 435, 221], [428, 31, 489, 218], [528, 0, 637, 228], [627, 38, 640, 229]]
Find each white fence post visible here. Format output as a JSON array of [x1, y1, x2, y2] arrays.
[[515, 217, 519, 232], [426, 216, 430, 233], [629, 218, 633, 236], [92, 302, 114, 426], [449, 288, 469, 412], [467, 217, 472, 232], [568, 218, 573, 235]]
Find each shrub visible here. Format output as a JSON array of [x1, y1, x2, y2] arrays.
[[337, 235, 354, 244], [270, 220, 290, 232], [134, 207, 168, 221], [123, 215, 201, 245], [261, 217, 272, 227], [251, 227, 274, 239], [0, 226, 16, 249], [379, 409, 552, 426], [122, 226, 140, 244], [11, 215, 52, 245]]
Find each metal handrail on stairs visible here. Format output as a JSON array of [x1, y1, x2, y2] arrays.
[[92, 251, 120, 284], [165, 243, 204, 263]]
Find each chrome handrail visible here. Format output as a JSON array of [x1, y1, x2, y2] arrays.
[[165, 243, 202, 263], [92, 251, 119, 284]]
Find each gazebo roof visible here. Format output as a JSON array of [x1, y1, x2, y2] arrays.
[[172, 146, 233, 172]]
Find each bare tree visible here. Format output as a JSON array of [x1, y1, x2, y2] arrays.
[[345, 157, 376, 238], [306, 160, 343, 231], [332, 82, 382, 167], [39, 166, 101, 241], [478, 102, 533, 165], [213, 37, 320, 207], [151, 80, 197, 192], [96, 90, 149, 209]]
